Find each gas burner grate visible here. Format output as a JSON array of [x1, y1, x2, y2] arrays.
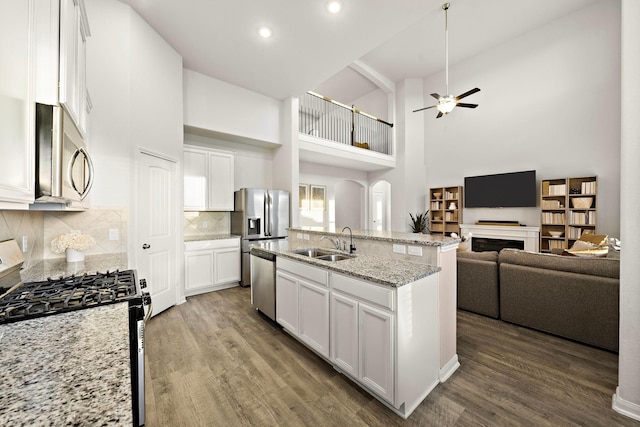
[[0, 269, 140, 324]]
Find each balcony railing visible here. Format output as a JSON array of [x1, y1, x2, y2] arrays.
[[299, 91, 393, 155]]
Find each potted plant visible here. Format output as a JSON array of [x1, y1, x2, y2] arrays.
[[409, 211, 429, 233]]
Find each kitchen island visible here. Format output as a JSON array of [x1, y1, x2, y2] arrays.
[[251, 234, 453, 419], [0, 303, 133, 426], [286, 227, 461, 382]]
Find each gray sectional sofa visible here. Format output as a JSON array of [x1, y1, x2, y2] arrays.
[[457, 248, 620, 352]]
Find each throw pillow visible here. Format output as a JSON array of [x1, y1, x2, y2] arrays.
[[563, 234, 609, 257]]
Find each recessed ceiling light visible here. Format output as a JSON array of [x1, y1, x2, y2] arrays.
[[326, 0, 343, 14], [257, 26, 273, 39]]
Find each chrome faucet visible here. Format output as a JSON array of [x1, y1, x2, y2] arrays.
[[342, 226, 356, 254], [320, 235, 341, 250]]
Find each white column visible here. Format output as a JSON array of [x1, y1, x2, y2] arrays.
[[613, 0, 640, 421]]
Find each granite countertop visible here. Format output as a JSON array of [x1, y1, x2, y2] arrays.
[[20, 252, 129, 283], [184, 234, 240, 242], [252, 240, 440, 288], [0, 303, 133, 426], [287, 226, 460, 247]]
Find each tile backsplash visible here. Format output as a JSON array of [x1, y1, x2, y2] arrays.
[[183, 211, 230, 236], [0, 210, 44, 269], [0, 208, 127, 267]]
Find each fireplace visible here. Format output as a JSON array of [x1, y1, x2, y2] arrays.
[[460, 224, 540, 252], [472, 237, 524, 252]]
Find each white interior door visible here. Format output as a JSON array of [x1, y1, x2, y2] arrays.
[[137, 151, 178, 316]]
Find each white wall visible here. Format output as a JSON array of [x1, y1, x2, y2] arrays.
[[183, 132, 275, 191], [85, 0, 131, 208], [349, 88, 390, 123], [183, 69, 281, 145], [335, 180, 365, 230], [421, 1, 621, 236], [615, 0, 640, 420]]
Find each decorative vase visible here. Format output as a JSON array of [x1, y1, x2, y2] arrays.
[[66, 248, 85, 262]]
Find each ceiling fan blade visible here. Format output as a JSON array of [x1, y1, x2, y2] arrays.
[[436, 111, 444, 119], [455, 88, 481, 101], [430, 93, 441, 100], [456, 103, 478, 109], [412, 105, 437, 113]]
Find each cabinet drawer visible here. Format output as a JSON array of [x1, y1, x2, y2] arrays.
[[331, 273, 395, 312], [277, 258, 328, 287], [184, 238, 240, 251]]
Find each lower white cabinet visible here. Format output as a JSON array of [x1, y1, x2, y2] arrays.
[[276, 258, 329, 358], [276, 257, 441, 419], [184, 238, 240, 296], [331, 273, 395, 404]]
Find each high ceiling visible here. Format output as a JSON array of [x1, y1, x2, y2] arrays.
[[118, 0, 600, 102]]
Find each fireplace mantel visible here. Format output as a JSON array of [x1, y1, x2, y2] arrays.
[[460, 224, 540, 252]]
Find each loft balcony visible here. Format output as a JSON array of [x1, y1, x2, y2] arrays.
[[298, 92, 395, 171]]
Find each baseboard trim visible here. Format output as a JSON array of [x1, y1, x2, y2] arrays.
[[612, 387, 640, 421], [439, 354, 460, 382]]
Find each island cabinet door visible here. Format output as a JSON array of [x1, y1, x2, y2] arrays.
[[298, 279, 330, 358], [359, 303, 395, 404], [330, 292, 359, 378], [276, 270, 299, 334]]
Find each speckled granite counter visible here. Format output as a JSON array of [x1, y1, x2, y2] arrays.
[[252, 240, 439, 287], [0, 303, 133, 426], [288, 227, 460, 247], [20, 252, 129, 283], [184, 234, 240, 242]]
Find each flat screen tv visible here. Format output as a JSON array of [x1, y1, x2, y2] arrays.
[[464, 170, 537, 208]]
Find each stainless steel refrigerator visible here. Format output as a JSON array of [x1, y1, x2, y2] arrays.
[[231, 188, 290, 286]]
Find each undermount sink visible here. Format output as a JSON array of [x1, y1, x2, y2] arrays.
[[291, 248, 354, 261], [291, 248, 335, 257], [315, 254, 353, 262]]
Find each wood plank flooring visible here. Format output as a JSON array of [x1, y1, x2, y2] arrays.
[[144, 286, 638, 426]]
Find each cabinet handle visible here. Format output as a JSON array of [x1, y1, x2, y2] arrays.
[[142, 243, 151, 250]]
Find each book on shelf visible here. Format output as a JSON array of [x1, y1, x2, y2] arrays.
[[542, 212, 566, 224], [542, 199, 562, 209], [570, 211, 596, 225], [581, 181, 596, 194], [547, 184, 566, 196]]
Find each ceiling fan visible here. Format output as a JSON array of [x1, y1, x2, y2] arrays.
[[413, 3, 480, 118]]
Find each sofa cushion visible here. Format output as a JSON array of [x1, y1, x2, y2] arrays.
[[499, 248, 619, 279], [457, 250, 498, 262], [457, 251, 499, 318]]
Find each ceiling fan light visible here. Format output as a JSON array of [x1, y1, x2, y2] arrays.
[[437, 97, 456, 114]]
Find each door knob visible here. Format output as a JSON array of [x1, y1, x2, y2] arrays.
[[142, 243, 151, 249]]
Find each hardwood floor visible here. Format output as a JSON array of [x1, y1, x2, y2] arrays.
[[144, 286, 638, 426]]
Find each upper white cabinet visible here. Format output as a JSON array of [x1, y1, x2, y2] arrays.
[[0, 0, 35, 208], [34, 0, 90, 136], [59, 0, 90, 135], [184, 145, 234, 211]]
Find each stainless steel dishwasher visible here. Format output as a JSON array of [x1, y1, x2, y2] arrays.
[[250, 251, 276, 321]]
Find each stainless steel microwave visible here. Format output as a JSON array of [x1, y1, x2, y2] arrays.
[[34, 103, 94, 206]]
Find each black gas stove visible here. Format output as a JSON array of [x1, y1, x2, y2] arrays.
[[0, 269, 148, 324]]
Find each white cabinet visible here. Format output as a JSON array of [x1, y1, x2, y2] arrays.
[[275, 270, 298, 334], [276, 258, 330, 358], [184, 146, 234, 211], [299, 279, 330, 357], [0, 0, 35, 208], [275, 256, 440, 419], [331, 273, 395, 403], [359, 303, 394, 402], [59, 0, 90, 135], [184, 238, 240, 296]]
